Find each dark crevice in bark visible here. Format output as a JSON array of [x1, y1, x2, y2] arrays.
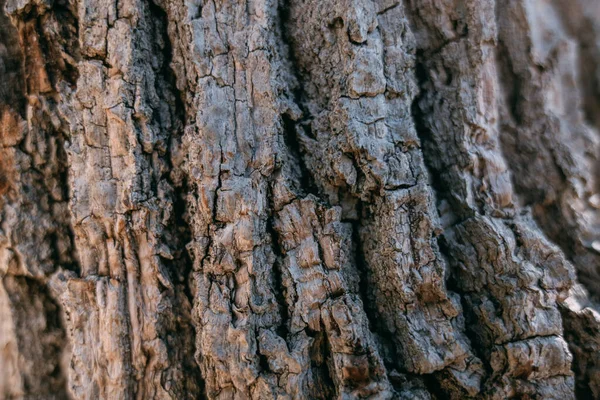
[[265, 205, 290, 340], [350, 214, 375, 327], [258, 349, 271, 375], [49, 121, 81, 275], [422, 372, 447, 400], [277, 0, 298, 96], [0, 0, 25, 118], [148, 0, 186, 122], [277, 0, 330, 347], [2, 275, 70, 398], [560, 304, 598, 400], [280, 113, 318, 197], [442, 251, 490, 375], [170, 175, 196, 299], [313, 323, 337, 400], [12, 3, 80, 91], [7, 0, 81, 274], [167, 173, 206, 400], [494, 41, 567, 211], [410, 56, 469, 228], [148, 0, 191, 286], [411, 52, 473, 224], [278, 0, 320, 198], [495, 42, 523, 127], [145, 1, 206, 396]]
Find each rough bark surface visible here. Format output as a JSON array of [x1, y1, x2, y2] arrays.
[[1, 0, 599, 399]]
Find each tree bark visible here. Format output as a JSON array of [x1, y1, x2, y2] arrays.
[[1, 0, 599, 398]]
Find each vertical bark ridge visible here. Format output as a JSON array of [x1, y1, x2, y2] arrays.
[[270, 192, 394, 398], [271, 3, 397, 397], [495, 0, 600, 301], [22, 0, 205, 395], [152, 0, 401, 396], [157, 0, 292, 397], [405, 0, 578, 397], [493, 1, 600, 397], [1, 0, 78, 396], [283, 0, 484, 397], [267, 116, 339, 399]]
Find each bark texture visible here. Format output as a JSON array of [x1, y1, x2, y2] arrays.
[[1, 0, 599, 399]]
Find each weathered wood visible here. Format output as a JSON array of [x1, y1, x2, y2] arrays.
[[1, 0, 599, 398]]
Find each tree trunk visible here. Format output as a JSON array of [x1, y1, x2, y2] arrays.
[[1, 0, 599, 398]]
